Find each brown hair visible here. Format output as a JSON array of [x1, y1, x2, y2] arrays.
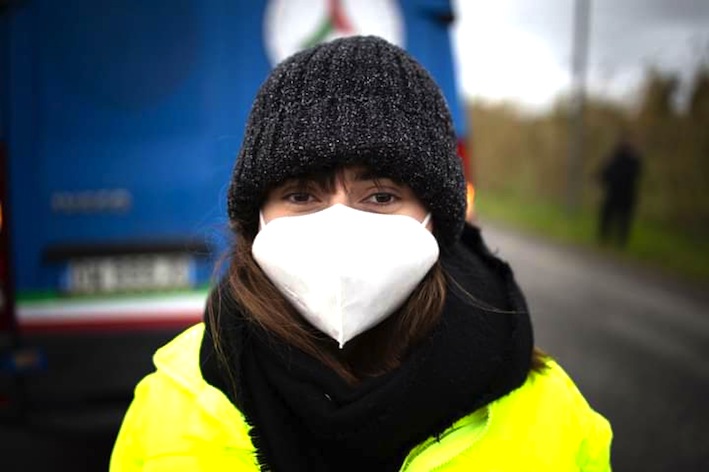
[[209, 232, 547, 387]]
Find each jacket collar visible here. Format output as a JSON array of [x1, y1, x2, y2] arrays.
[[153, 323, 255, 450]]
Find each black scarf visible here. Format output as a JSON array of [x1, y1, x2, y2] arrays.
[[201, 225, 533, 472]]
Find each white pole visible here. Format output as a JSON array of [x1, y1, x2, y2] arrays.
[[567, 0, 591, 213]]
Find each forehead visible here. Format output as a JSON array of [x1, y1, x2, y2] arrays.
[[279, 165, 402, 188], [341, 166, 395, 182]]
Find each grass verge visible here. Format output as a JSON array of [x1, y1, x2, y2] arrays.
[[474, 191, 709, 285]]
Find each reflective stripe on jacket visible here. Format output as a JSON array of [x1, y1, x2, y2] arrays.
[[110, 324, 612, 471]]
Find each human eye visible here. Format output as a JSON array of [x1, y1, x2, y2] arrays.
[[285, 192, 316, 204], [364, 192, 399, 205]]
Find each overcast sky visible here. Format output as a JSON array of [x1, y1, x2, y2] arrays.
[[452, 0, 709, 110]]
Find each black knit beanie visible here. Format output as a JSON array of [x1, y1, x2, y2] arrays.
[[227, 35, 467, 246]]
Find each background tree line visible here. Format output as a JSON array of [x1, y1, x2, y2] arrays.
[[469, 62, 709, 239]]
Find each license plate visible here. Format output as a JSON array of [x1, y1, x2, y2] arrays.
[[66, 255, 194, 295]]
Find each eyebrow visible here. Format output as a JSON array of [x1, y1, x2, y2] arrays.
[[351, 169, 399, 184], [275, 168, 402, 195], [279, 173, 337, 193]]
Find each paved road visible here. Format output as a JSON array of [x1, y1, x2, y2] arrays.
[[480, 224, 709, 471], [2, 225, 708, 471]]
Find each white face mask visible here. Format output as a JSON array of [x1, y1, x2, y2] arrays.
[[252, 204, 439, 348]]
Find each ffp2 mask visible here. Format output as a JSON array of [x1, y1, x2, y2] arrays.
[[252, 204, 439, 347]]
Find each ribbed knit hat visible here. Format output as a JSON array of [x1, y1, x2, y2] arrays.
[[227, 35, 466, 246]]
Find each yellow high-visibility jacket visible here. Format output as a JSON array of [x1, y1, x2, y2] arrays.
[[110, 324, 612, 471]]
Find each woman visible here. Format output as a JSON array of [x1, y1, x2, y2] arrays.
[[111, 36, 612, 471]]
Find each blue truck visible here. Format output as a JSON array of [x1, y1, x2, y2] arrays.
[[0, 0, 470, 411]]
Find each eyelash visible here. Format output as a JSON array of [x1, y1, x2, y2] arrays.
[[364, 192, 399, 205], [284, 192, 316, 204], [282, 190, 400, 206]]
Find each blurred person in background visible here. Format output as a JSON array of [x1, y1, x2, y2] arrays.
[[110, 36, 612, 471], [598, 133, 643, 248]]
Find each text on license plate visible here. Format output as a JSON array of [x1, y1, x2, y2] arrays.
[[66, 255, 194, 294]]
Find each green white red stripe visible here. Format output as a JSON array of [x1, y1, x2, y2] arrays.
[[16, 292, 207, 332]]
